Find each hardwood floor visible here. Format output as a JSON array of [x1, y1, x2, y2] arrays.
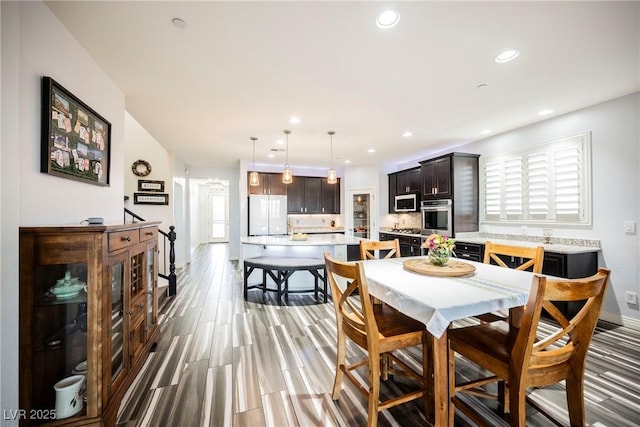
[[117, 243, 640, 426]]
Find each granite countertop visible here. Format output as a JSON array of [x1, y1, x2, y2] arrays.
[[454, 232, 600, 254], [241, 233, 365, 246]]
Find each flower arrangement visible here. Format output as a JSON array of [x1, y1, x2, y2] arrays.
[[423, 233, 456, 266]]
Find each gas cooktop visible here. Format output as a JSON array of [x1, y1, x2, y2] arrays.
[[389, 228, 422, 234]]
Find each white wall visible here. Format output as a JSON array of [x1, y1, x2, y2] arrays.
[[1, 1, 127, 421], [344, 165, 380, 238], [124, 112, 173, 228]]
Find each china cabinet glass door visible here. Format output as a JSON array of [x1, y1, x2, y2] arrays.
[[109, 253, 126, 391], [145, 242, 157, 338], [31, 261, 89, 422]]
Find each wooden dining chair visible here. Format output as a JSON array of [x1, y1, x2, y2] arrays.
[[475, 241, 545, 323], [323, 252, 428, 427], [360, 239, 401, 260], [448, 268, 611, 427]]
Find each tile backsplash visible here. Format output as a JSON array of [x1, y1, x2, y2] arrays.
[[288, 214, 343, 228]]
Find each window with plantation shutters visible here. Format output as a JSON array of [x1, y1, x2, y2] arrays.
[[481, 132, 591, 226]]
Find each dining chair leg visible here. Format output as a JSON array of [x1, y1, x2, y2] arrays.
[[422, 337, 429, 422], [508, 378, 527, 427], [565, 369, 586, 427], [368, 355, 381, 427], [332, 330, 346, 399]]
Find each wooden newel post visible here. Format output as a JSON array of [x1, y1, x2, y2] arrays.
[[168, 225, 177, 296]]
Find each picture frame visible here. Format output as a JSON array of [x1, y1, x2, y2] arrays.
[[133, 193, 169, 205], [41, 76, 111, 186], [137, 179, 165, 192]]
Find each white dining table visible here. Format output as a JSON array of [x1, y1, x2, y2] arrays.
[[361, 256, 537, 426]]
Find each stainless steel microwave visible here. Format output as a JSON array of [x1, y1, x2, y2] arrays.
[[394, 193, 418, 212]]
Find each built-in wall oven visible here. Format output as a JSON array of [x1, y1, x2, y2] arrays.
[[420, 199, 453, 237]]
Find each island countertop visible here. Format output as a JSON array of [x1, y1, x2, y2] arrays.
[[241, 233, 366, 246]]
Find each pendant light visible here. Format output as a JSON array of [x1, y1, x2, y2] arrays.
[[282, 129, 293, 184], [249, 137, 259, 187], [327, 131, 337, 184]]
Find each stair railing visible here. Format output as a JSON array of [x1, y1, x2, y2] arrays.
[[124, 208, 177, 296]]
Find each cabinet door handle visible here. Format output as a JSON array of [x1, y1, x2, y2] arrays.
[[127, 310, 134, 316], [138, 303, 144, 309], [122, 236, 131, 242], [145, 231, 154, 236]]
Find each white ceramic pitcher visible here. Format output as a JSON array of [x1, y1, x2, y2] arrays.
[[54, 374, 85, 419]]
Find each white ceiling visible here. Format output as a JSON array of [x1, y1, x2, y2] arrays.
[[46, 1, 640, 171]]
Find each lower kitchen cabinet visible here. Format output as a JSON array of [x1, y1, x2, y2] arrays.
[[19, 223, 160, 426], [454, 240, 599, 316]]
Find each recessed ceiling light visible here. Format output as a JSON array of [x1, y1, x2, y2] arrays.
[[538, 109, 554, 116], [480, 129, 492, 135], [368, 148, 376, 153], [376, 10, 400, 29], [477, 83, 488, 89], [344, 160, 351, 164], [402, 131, 413, 137], [267, 153, 275, 158], [172, 18, 186, 29], [288, 116, 301, 124], [494, 49, 520, 63], [276, 139, 284, 145]]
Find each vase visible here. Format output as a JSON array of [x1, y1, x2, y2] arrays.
[[428, 249, 450, 266]]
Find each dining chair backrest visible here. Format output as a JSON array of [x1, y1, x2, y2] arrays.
[[324, 253, 377, 346], [514, 268, 610, 388], [483, 241, 544, 273], [360, 239, 401, 260], [449, 268, 611, 426]]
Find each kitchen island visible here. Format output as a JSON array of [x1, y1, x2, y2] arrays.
[[241, 233, 368, 297], [241, 233, 367, 260]]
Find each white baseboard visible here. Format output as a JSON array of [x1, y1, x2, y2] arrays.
[[600, 310, 640, 330]]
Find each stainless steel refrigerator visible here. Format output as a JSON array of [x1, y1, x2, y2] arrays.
[[249, 195, 288, 235]]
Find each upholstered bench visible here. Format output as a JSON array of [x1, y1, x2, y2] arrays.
[[243, 256, 328, 305]]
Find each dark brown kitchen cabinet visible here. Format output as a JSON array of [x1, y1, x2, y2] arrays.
[[388, 167, 420, 213], [396, 167, 421, 194], [388, 174, 397, 214], [320, 178, 340, 214], [247, 172, 287, 195], [19, 223, 160, 427], [454, 239, 599, 317], [421, 156, 452, 199], [287, 176, 340, 214]]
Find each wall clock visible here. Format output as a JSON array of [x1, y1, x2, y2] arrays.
[[131, 159, 152, 177]]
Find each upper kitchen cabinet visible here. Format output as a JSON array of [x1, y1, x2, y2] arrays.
[[421, 156, 452, 198], [247, 172, 287, 195], [388, 167, 420, 213], [388, 173, 397, 214], [420, 153, 479, 200], [396, 167, 421, 194], [288, 176, 340, 214], [320, 178, 341, 214]]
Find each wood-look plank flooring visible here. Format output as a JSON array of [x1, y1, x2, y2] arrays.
[[117, 243, 640, 426]]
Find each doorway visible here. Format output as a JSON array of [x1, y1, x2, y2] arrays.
[[207, 180, 229, 243]]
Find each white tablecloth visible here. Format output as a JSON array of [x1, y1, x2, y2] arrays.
[[361, 257, 536, 338]]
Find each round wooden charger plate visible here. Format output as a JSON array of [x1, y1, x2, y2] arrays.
[[403, 258, 476, 277]]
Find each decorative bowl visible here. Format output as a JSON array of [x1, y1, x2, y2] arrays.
[[291, 233, 309, 241], [50, 271, 85, 299]]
